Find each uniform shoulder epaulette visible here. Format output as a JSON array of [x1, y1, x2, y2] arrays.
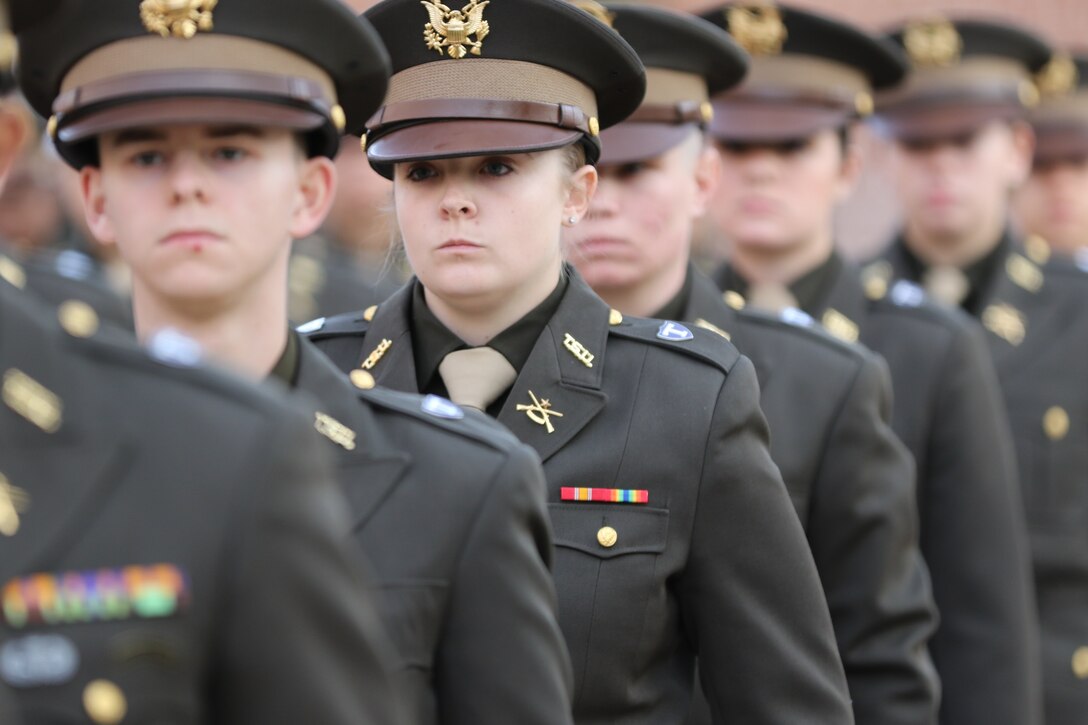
[[608, 315, 741, 373], [735, 305, 872, 364], [355, 386, 524, 453], [299, 309, 372, 340]]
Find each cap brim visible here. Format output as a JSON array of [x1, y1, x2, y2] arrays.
[[367, 119, 585, 174], [57, 97, 327, 144], [708, 101, 852, 142], [873, 102, 1024, 142], [1033, 124, 1088, 164], [599, 123, 698, 165]]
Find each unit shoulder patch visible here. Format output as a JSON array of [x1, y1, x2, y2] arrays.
[[608, 316, 741, 373]]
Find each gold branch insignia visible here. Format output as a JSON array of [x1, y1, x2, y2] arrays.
[[140, 0, 218, 40], [516, 390, 564, 434], [727, 4, 787, 57], [422, 0, 490, 59], [903, 17, 962, 68]]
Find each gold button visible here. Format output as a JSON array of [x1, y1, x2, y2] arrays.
[[588, 117, 600, 137], [46, 114, 58, 139], [1026, 234, 1051, 265], [83, 680, 127, 724], [1044, 406, 1070, 441], [330, 104, 346, 132], [58, 300, 99, 338], [1073, 647, 1088, 679], [0, 255, 25, 289], [609, 309, 623, 326], [723, 291, 746, 310], [363, 305, 378, 322], [597, 525, 617, 548], [350, 369, 375, 390], [864, 275, 888, 301], [360, 133, 368, 153], [699, 101, 714, 123]]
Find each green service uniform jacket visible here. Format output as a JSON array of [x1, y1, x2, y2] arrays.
[[680, 267, 938, 725], [0, 281, 402, 725], [280, 336, 574, 725], [718, 251, 1040, 725], [878, 233, 1088, 725], [306, 270, 853, 725]]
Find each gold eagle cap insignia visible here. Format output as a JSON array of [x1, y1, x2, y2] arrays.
[[140, 0, 218, 39], [571, 0, 615, 29], [903, 17, 962, 68], [422, 0, 490, 59], [1037, 53, 1079, 98], [727, 4, 787, 57]]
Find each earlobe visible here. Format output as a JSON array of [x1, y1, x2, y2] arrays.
[[692, 145, 722, 217], [80, 167, 116, 245], [563, 164, 598, 223]]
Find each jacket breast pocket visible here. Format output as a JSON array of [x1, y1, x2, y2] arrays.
[[377, 581, 447, 672], [548, 504, 671, 692]]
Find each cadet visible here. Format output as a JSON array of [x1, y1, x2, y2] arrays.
[[307, 0, 854, 722], [1, 6, 402, 724], [16, 0, 575, 722], [1015, 52, 1088, 267], [873, 18, 1088, 725], [563, 5, 938, 724], [699, 5, 1041, 725]]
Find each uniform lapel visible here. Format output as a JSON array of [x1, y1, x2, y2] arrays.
[[356, 283, 419, 392], [973, 248, 1045, 378], [295, 340, 410, 529], [497, 272, 608, 463], [0, 287, 128, 582]]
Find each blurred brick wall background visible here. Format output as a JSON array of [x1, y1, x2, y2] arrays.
[[342, 0, 1088, 258]]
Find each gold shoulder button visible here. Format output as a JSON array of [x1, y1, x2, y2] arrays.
[[83, 680, 127, 725], [58, 300, 100, 338], [363, 305, 378, 322], [350, 369, 376, 390], [609, 309, 623, 326], [1073, 646, 1088, 679], [861, 261, 892, 301], [722, 290, 746, 310], [1044, 406, 1070, 441]]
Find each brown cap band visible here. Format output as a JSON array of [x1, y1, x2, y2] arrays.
[[1033, 123, 1088, 163], [367, 98, 596, 137]]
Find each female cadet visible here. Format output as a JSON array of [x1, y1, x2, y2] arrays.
[[307, 1, 852, 722]]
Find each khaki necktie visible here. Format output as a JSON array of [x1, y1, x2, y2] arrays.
[[746, 283, 799, 314], [438, 347, 518, 411], [923, 265, 971, 306]]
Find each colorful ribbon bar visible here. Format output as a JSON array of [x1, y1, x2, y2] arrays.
[[561, 487, 648, 504]]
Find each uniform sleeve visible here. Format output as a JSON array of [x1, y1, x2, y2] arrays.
[[921, 323, 1042, 725], [807, 354, 940, 725], [209, 409, 406, 725], [434, 442, 575, 724], [681, 355, 854, 724]]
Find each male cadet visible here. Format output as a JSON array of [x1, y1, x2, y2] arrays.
[[1015, 52, 1088, 268], [1, 2, 403, 724], [17, 1, 574, 722], [563, 5, 938, 724], [873, 18, 1088, 725], [700, 5, 1042, 725]]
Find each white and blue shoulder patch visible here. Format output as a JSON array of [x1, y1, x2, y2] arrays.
[[779, 307, 815, 328], [889, 280, 925, 308], [421, 394, 465, 420], [146, 328, 203, 367], [656, 320, 694, 341], [296, 317, 326, 334]]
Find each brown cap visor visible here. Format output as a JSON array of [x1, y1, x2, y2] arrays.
[[875, 102, 1025, 142], [1033, 124, 1088, 164], [57, 97, 326, 144], [599, 122, 699, 165], [367, 119, 584, 171], [708, 100, 851, 142]]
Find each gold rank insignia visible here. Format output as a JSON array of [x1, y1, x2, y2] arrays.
[[422, 0, 490, 59], [0, 473, 28, 537], [0, 254, 25, 289], [982, 303, 1027, 346], [516, 390, 563, 434], [1025, 235, 1052, 265], [140, 0, 217, 39], [361, 339, 392, 371], [3, 368, 62, 433], [723, 290, 746, 310], [821, 308, 859, 343], [694, 318, 730, 341], [314, 412, 357, 451], [1037, 53, 1078, 99], [1006, 254, 1044, 293], [563, 333, 595, 368], [903, 17, 962, 68], [727, 4, 787, 57]]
